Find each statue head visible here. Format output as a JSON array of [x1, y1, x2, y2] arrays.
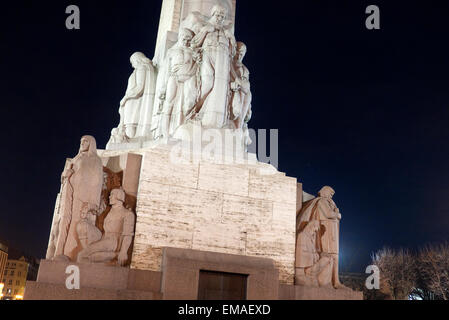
[[178, 28, 195, 47], [236, 42, 247, 62], [210, 5, 227, 26], [79, 135, 98, 157], [110, 188, 126, 206], [130, 52, 151, 68], [318, 186, 335, 199]]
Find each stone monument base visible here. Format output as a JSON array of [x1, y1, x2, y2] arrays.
[[26, 249, 362, 300], [25, 282, 162, 300], [279, 284, 363, 300], [24, 259, 163, 300], [24, 248, 279, 300]]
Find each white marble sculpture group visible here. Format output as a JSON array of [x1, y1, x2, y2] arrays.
[[107, 5, 252, 149], [45, 2, 347, 291]]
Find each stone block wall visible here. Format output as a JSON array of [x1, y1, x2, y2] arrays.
[[131, 147, 297, 284]]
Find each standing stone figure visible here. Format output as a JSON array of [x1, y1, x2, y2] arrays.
[[190, 5, 237, 128], [53, 136, 104, 262], [296, 186, 345, 289], [295, 220, 334, 287], [116, 52, 155, 140], [154, 28, 199, 139], [230, 42, 252, 130], [77, 188, 136, 266]]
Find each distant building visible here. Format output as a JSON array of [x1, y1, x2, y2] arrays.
[[1, 246, 40, 300], [0, 241, 8, 299], [0, 242, 7, 276], [1, 257, 29, 300]]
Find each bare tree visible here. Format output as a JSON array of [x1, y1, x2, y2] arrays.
[[372, 247, 417, 300], [417, 243, 449, 300]]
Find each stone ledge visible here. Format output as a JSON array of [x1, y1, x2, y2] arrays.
[[163, 247, 277, 270], [36, 260, 162, 293], [279, 284, 363, 300], [24, 281, 162, 300]]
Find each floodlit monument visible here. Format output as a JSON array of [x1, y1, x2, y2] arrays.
[[25, 0, 362, 300]]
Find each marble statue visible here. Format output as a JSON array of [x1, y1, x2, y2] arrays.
[[230, 41, 252, 145], [154, 28, 199, 139], [115, 52, 155, 140], [77, 188, 136, 266], [190, 5, 237, 128], [230, 42, 252, 130], [295, 186, 345, 289], [53, 136, 104, 262]]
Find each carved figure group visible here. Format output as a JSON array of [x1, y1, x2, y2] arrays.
[[48, 136, 136, 267], [108, 5, 252, 147], [78, 188, 135, 266]]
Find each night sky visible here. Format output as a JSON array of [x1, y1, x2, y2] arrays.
[[1, 0, 448, 273]]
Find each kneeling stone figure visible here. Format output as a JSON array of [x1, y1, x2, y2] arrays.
[[78, 188, 135, 266]]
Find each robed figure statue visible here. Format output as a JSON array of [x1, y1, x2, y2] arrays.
[[53, 136, 104, 262]]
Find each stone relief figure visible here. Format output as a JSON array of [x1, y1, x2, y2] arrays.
[[76, 205, 103, 251], [108, 128, 128, 145], [295, 186, 345, 289], [230, 42, 252, 130], [54, 136, 104, 262], [115, 52, 155, 140], [75, 171, 110, 251], [77, 188, 136, 266], [154, 28, 199, 139], [230, 41, 252, 146], [190, 5, 237, 128]]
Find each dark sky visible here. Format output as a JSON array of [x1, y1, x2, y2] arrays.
[[1, 0, 448, 273]]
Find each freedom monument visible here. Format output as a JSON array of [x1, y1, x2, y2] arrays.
[[25, 0, 362, 300]]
